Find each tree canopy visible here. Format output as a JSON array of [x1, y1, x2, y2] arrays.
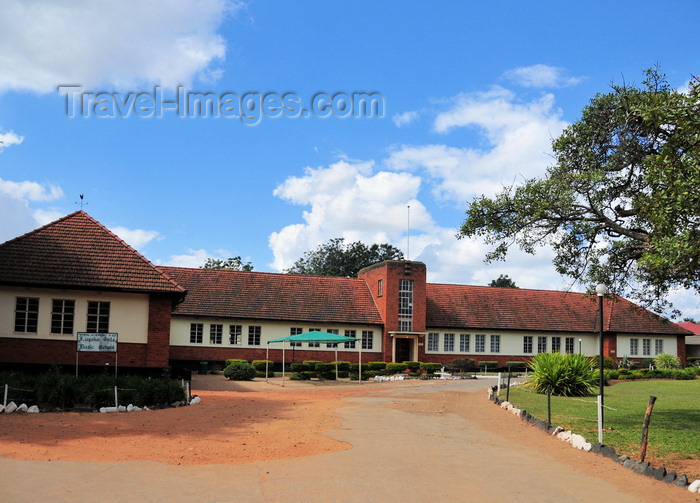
[[459, 68, 699, 314], [489, 274, 518, 288], [200, 256, 254, 271], [285, 237, 404, 277]]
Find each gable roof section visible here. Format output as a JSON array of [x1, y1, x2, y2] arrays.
[[0, 211, 185, 294], [160, 266, 383, 326], [426, 283, 686, 335]]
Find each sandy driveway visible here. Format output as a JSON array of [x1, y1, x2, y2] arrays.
[[0, 376, 696, 502]]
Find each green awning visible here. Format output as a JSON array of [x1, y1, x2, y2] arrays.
[[268, 330, 358, 344]]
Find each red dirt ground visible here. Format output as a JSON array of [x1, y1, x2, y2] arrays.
[[0, 379, 697, 486]]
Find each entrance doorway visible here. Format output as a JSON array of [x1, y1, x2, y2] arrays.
[[394, 338, 413, 362]]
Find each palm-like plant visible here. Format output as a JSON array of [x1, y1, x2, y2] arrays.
[[654, 353, 682, 369], [525, 352, 598, 397]]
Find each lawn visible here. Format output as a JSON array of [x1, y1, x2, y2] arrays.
[[503, 379, 700, 462]]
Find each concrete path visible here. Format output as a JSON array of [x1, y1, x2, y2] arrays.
[[0, 379, 694, 502]]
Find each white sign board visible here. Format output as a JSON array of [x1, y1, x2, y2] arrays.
[[77, 332, 118, 352]]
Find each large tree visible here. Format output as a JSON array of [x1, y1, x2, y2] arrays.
[[459, 68, 699, 314], [285, 238, 404, 277], [201, 256, 254, 271]]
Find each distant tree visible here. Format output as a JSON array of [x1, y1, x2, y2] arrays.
[[488, 274, 518, 288], [201, 256, 253, 271], [285, 238, 404, 277]]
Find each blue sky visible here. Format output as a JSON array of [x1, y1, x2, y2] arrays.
[[1, 1, 698, 319]]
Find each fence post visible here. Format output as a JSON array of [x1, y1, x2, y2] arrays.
[[547, 387, 552, 427], [597, 395, 603, 444], [114, 386, 118, 408], [639, 396, 657, 462], [497, 372, 502, 397], [506, 366, 512, 402], [3, 383, 7, 408]]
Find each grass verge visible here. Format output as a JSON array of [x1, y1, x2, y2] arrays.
[[504, 380, 699, 463]]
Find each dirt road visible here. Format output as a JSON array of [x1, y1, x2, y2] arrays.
[[0, 376, 696, 502]]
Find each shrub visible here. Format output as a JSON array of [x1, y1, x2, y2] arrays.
[[403, 361, 420, 371], [451, 358, 477, 374], [386, 362, 407, 373], [687, 357, 700, 367], [251, 360, 273, 371], [225, 359, 248, 366], [303, 360, 323, 368], [641, 358, 655, 368], [420, 362, 442, 374], [290, 363, 307, 372], [315, 363, 337, 380], [592, 355, 616, 369], [366, 361, 387, 371], [525, 352, 598, 396], [332, 361, 351, 371], [478, 361, 499, 371], [506, 361, 527, 370], [223, 361, 257, 381], [655, 353, 682, 369]]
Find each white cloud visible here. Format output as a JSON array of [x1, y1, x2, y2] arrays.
[[392, 110, 419, 127], [0, 0, 242, 93], [386, 90, 567, 204], [110, 226, 161, 250], [503, 64, 584, 88], [269, 159, 432, 271], [0, 179, 64, 201], [163, 248, 233, 268], [0, 131, 24, 149]]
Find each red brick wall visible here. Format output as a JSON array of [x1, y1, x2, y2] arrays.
[[358, 261, 427, 362], [677, 335, 687, 364], [168, 345, 381, 364], [145, 294, 173, 367], [0, 337, 149, 368]]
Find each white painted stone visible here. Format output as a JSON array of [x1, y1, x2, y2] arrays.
[[117, 405, 126, 412], [511, 408, 521, 416], [551, 426, 564, 436], [100, 406, 118, 413], [16, 403, 28, 412], [27, 405, 39, 413], [557, 430, 573, 443], [190, 396, 201, 405], [688, 480, 700, 493], [500, 401, 510, 409], [0, 405, 4, 413], [4, 401, 17, 414], [571, 434, 591, 451]]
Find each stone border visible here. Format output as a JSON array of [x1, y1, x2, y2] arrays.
[[487, 386, 700, 494]]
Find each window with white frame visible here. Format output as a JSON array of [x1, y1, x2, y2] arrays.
[[490, 335, 500, 353], [537, 336, 547, 353], [523, 336, 533, 354], [344, 330, 356, 349], [326, 328, 339, 347], [475, 334, 485, 352], [398, 279, 413, 332], [51, 299, 75, 335], [15, 297, 39, 333], [308, 328, 320, 347], [248, 326, 261, 346], [210, 324, 223, 344], [654, 339, 663, 355], [190, 323, 203, 344], [565, 337, 574, 354], [551, 336, 561, 353], [87, 301, 110, 333], [427, 332, 439, 352], [290, 327, 303, 347], [459, 333, 470, 352], [362, 330, 373, 350], [642, 338, 651, 356], [444, 333, 455, 352], [630, 338, 638, 356], [229, 325, 242, 344]]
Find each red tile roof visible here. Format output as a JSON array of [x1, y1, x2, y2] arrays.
[[0, 211, 185, 294], [160, 266, 384, 325], [678, 321, 700, 335], [426, 283, 687, 335]]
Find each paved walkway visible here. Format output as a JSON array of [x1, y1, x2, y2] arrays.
[[0, 378, 694, 502]]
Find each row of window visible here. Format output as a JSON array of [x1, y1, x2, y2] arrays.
[[629, 338, 663, 356], [188, 324, 374, 350], [427, 333, 499, 353], [14, 297, 110, 334], [427, 334, 582, 355]]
